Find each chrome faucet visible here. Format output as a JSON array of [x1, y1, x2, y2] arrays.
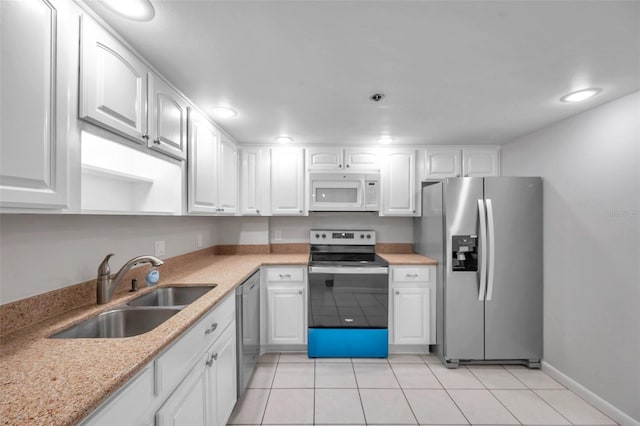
[[96, 254, 164, 304]]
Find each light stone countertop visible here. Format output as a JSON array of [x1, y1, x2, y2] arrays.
[[0, 251, 436, 425]]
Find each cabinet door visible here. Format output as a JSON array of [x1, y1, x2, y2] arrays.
[[156, 353, 209, 426], [187, 109, 218, 213], [425, 149, 461, 179], [207, 324, 237, 426], [271, 148, 305, 215], [306, 148, 343, 170], [267, 286, 305, 344], [83, 366, 154, 426], [80, 16, 148, 143], [147, 73, 187, 160], [393, 287, 430, 345], [344, 148, 379, 169], [240, 148, 264, 215], [462, 148, 500, 177], [381, 149, 416, 216], [0, 0, 69, 209], [217, 134, 238, 215]]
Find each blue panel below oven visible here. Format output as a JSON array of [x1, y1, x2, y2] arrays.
[[308, 328, 388, 358]]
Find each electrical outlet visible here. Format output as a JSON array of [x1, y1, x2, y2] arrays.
[[154, 240, 166, 257], [274, 230, 282, 241], [197, 233, 204, 248]]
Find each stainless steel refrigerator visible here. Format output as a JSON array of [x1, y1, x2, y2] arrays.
[[415, 177, 542, 368]]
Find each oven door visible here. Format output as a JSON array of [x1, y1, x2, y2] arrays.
[[308, 266, 389, 329], [310, 179, 364, 211]]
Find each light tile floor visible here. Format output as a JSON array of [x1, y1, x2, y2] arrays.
[[227, 353, 617, 426]]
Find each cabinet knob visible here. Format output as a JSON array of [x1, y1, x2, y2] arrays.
[[395, 291, 400, 295], [346, 164, 350, 168], [298, 290, 303, 294], [464, 174, 469, 177], [456, 174, 461, 177], [142, 133, 149, 140], [153, 139, 160, 145], [256, 209, 260, 214], [204, 323, 218, 334], [339, 164, 342, 168]]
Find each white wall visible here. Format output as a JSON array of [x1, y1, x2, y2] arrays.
[[216, 217, 270, 245], [269, 213, 414, 243], [0, 215, 218, 304], [501, 91, 640, 422]]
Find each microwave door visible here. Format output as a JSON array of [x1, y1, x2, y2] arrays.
[[311, 180, 363, 210]]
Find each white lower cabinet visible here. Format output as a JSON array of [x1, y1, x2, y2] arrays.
[[156, 353, 209, 426], [157, 323, 236, 426], [264, 267, 307, 346], [389, 266, 436, 347], [81, 293, 236, 426]]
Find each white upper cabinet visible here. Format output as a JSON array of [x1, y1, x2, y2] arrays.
[[187, 110, 219, 213], [0, 0, 71, 209], [381, 148, 417, 216], [187, 110, 238, 215], [306, 147, 379, 171], [344, 148, 380, 169], [271, 147, 306, 215], [147, 73, 188, 160], [217, 133, 238, 215], [240, 147, 269, 215], [425, 148, 462, 179], [425, 147, 500, 179], [462, 148, 500, 177], [80, 16, 148, 144]]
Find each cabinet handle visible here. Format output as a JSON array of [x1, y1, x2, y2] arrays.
[[256, 209, 260, 214], [206, 353, 219, 367], [279, 274, 291, 278], [142, 133, 149, 140], [299, 210, 303, 213], [220, 208, 225, 212], [406, 273, 418, 278], [153, 139, 160, 145], [204, 323, 218, 334]]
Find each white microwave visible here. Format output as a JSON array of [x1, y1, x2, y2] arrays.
[[309, 172, 380, 211]]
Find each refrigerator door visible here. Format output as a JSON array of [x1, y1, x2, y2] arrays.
[[444, 178, 485, 361], [484, 177, 543, 360]]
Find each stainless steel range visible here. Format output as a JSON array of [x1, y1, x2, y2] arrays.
[[307, 229, 389, 358]]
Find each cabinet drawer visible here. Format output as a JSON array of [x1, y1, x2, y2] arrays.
[[155, 293, 234, 396], [266, 267, 304, 282], [391, 266, 431, 283]]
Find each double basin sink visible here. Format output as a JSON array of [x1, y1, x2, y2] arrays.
[[50, 285, 217, 339]]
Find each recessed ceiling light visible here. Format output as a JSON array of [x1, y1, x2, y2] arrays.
[[98, 0, 155, 21], [211, 107, 238, 119], [377, 136, 395, 144], [560, 88, 602, 103], [275, 136, 293, 143]]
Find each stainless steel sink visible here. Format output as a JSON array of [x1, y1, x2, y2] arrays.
[[50, 307, 181, 339], [127, 285, 217, 308]]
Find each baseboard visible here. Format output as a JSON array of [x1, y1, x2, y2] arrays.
[[389, 344, 430, 354], [541, 361, 639, 426]]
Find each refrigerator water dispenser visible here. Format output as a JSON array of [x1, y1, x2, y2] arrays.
[[451, 235, 478, 271]]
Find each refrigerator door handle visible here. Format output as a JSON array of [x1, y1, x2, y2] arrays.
[[486, 198, 496, 301], [478, 199, 488, 301]]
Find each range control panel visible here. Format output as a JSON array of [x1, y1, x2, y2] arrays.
[[310, 229, 376, 245]]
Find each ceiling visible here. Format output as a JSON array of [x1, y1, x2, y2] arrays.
[[85, 0, 640, 146]]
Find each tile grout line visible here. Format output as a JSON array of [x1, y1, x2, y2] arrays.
[[427, 363, 474, 426], [388, 359, 422, 425], [259, 354, 281, 426], [531, 388, 620, 425], [351, 356, 370, 426]]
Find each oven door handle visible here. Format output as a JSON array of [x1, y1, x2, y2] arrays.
[[308, 266, 389, 275]]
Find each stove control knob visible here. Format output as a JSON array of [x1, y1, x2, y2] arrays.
[[366, 234, 371, 239], [315, 233, 320, 239], [321, 234, 326, 238], [360, 234, 365, 239]]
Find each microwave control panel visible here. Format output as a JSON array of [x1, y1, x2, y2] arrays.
[[364, 180, 379, 208]]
